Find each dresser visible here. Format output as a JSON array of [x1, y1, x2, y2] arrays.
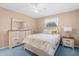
[[8, 30, 31, 48]]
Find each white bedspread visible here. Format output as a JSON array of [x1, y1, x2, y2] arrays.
[[23, 33, 60, 55]]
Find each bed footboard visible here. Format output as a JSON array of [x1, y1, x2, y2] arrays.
[[24, 43, 51, 56]]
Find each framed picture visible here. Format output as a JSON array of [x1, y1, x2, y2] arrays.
[[44, 16, 59, 28]]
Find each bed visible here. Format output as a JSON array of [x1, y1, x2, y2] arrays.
[[22, 33, 60, 56], [23, 19, 60, 56]]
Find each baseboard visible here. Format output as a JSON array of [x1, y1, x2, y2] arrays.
[[0, 46, 8, 49], [74, 45, 79, 48], [60, 44, 79, 48], [12, 43, 24, 48]]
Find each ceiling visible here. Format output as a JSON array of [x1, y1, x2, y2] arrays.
[[0, 3, 79, 18]]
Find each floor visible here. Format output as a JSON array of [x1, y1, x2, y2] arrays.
[[0, 45, 37, 56], [55, 45, 79, 56], [0, 45, 79, 56]]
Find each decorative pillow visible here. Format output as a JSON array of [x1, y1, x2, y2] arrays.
[[51, 31, 57, 35]]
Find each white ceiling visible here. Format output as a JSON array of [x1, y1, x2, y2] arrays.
[[0, 3, 79, 18]]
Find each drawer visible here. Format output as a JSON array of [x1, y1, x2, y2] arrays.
[[63, 39, 74, 42], [63, 42, 71, 45], [63, 40, 74, 44], [63, 40, 70, 43], [63, 42, 74, 47], [63, 41, 74, 44]]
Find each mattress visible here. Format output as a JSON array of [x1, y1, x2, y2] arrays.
[[23, 33, 60, 56]]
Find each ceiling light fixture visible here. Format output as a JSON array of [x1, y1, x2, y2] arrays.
[[34, 9, 39, 13], [27, 3, 46, 13], [28, 3, 39, 13]]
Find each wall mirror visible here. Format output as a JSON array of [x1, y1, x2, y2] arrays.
[[11, 18, 26, 30]]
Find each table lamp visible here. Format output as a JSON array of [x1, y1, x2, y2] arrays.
[[64, 27, 72, 37]]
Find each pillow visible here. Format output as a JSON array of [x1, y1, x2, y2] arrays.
[[43, 29, 51, 34], [51, 31, 57, 35], [43, 27, 58, 34]]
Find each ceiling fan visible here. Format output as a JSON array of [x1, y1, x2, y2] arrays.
[[27, 3, 46, 13]]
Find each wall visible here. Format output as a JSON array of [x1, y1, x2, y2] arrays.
[[36, 10, 79, 47], [0, 7, 36, 48], [0, 7, 79, 48]]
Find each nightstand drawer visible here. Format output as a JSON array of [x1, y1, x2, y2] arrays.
[[63, 40, 74, 43], [63, 42, 74, 47]]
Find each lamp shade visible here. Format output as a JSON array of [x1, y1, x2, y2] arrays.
[[64, 27, 72, 32]]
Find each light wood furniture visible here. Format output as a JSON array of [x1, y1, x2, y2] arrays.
[[24, 43, 50, 56], [9, 18, 32, 48], [62, 36, 75, 55], [8, 30, 31, 48], [62, 36, 74, 48]]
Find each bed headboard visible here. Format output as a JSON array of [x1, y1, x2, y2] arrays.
[[45, 22, 57, 28], [43, 16, 59, 34]]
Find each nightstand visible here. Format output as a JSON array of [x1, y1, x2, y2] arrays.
[[62, 36, 75, 55], [62, 36, 74, 48]]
